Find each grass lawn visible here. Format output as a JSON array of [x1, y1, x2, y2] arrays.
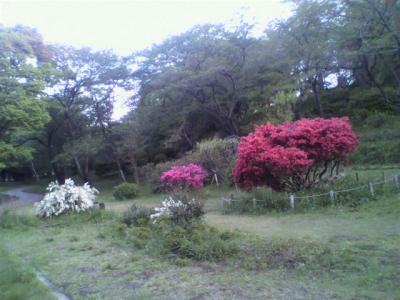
[[1, 167, 399, 299], [0, 241, 55, 300]]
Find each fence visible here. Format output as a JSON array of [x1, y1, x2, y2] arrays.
[[220, 172, 400, 210]]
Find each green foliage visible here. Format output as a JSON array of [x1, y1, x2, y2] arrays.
[[226, 171, 397, 213], [113, 182, 139, 200], [0, 26, 51, 170], [350, 114, 400, 165], [226, 188, 290, 214], [139, 161, 177, 192], [190, 137, 239, 185], [148, 221, 239, 261], [121, 204, 151, 227]]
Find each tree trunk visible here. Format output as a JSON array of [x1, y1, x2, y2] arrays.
[[129, 154, 140, 184], [51, 162, 65, 184], [362, 54, 391, 104], [311, 79, 324, 117], [116, 157, 127, 182], [30, 161, 40, 182]]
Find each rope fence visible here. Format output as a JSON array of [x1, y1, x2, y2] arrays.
[[220, 172, 400, 210]]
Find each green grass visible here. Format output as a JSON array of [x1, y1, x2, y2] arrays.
[[0, 242, 55, 300], [0, 182, 19, 192], [0, 194, 12, 203], [1, 167, 399, 299]]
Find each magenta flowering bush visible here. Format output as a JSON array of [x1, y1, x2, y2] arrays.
[[160, 163, 207, 191]]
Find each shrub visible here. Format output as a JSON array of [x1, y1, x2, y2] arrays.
[[35, 179, 98, 218], [190, 137, 239, 185], [149, 222, 238, 261], [160, 163, 207, 191], [113, 182, 139, 200], [233, 117, 359, 192], [122, 204, 151, 226], [150, 196, 204, 225]]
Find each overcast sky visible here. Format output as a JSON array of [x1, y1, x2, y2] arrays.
[[0, 0, 293, 118]]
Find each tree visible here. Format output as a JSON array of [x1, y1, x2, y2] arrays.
[[0, 26, 50, 171], [268, 0, 343, 117], [129, 23, 287, 161], [337, 0, 400, 109], [47, 46, 129, 182]]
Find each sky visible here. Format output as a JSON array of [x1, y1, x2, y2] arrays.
[[0, 0, 293, 118]]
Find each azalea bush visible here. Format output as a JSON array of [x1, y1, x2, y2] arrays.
[[233, 117, 359, 191], [35, 179, 99, 217], [150, 196, 203, 224], [160, 163, 207, 191], [156, 164, 207, 224]]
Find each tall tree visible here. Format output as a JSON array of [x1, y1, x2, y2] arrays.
[[47, 46, 129, 182], [0, 26, 50, 171]]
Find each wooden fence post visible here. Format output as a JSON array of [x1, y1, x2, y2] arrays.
[[393, 175, 399, 189], [329, 190, 336, 203], [252, 198, 257, 209], [355, 172, 359, 182], [290, 194, 295, 209], [368, 182, 374, 196]]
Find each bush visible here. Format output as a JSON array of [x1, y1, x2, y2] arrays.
[[122, 204, 151, 226], [233, 117, 359, 192], [190, 137, 239, 185], [150, 196, 204, 225], [160, 163, 207, 191], [149, 222, 238, 261], [113, 182, 139, 200], [35, 179, 98, 218]]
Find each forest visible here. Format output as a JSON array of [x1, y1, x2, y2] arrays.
[[1, 0, 399, 185]]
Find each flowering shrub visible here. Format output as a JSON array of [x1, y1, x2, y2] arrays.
[[150, 196, 203, 224], [233, 117, 359, 191], [35, 179, 99, 217], [160, 164, 207, 191]]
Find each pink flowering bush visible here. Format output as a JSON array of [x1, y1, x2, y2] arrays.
[[158, 163, 207, 223], [233, 117, 359, 192], [160, 163, 207, 191]]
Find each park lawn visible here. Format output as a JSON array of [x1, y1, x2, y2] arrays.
[[1, 166, 399, 299], [1, 213, 333, 300], [0, 241, 56, 300], [1, 191, 399, 299]]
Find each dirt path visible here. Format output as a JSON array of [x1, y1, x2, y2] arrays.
[[0, 187, 43, 212]]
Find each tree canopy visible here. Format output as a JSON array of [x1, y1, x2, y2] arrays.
[[1, 0, 399, 182]]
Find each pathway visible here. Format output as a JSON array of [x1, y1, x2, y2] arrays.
[[0, 186, 42, 212]]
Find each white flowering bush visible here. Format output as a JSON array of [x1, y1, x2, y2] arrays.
[[150, 196, 203, 224], [35, 179, 99, 218]]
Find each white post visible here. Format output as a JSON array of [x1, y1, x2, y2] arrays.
[[252, 198, 257, 209], [290, 194, 295, 209], [393, 175, 399, 189], [329, 190, 336, 203], [369, 182, 374, 196]]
